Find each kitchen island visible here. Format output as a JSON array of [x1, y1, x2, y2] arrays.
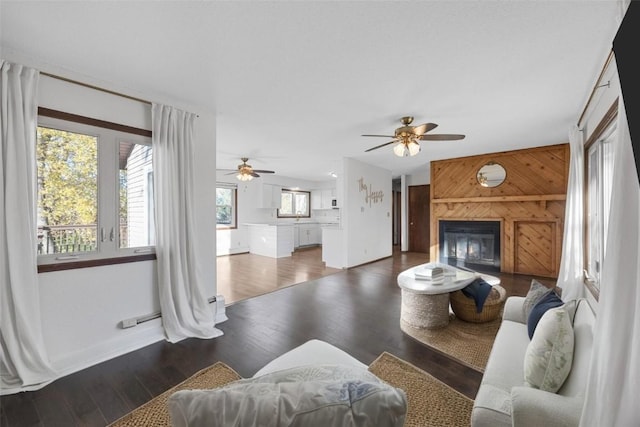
[[245, 223, 295, 258]]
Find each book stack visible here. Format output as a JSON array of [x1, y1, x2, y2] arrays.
[[414, 266, 444, 281]]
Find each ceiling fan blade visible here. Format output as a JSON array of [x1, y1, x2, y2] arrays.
[[419, 134, 466, 141], [361, 134, 396, 138], [412, 123, 438, 135], [224, 171, 238, 175], [252, 169, 275, 174], [251, 172, 260, 177], [365, 140, 397, 152]]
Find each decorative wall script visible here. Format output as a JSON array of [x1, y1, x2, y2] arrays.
[[358, 177, 384, 207]]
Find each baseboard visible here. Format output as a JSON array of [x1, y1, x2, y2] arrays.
[[51, 319, 165, 381], [216, 247, 249, 256], [7, 298, 228, 395]]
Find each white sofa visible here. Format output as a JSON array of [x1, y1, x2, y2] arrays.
[[472, 296, 595, 426]]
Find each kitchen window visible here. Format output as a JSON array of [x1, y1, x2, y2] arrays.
[[216, 185, 237, 229], [278, 189, 310, 218], [36, 111, 154, 268]]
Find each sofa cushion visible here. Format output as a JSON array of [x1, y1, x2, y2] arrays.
[[526, 290, 564, 339], [524, 306, 574, 393], [168, 365, 407, 427], [472, 318, 531, 426], [522, 279, 553, 320], [556, 299, 595, 397]]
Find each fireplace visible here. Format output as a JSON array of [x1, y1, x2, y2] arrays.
[[439, 220, 501, 272]]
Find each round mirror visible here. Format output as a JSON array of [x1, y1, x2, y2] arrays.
[[477, 162, 506, 188]]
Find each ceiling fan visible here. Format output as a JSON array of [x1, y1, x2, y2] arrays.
[[362, 116, 465, 157], [224, 157, 275, 181]]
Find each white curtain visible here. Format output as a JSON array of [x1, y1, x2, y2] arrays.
[[580, 92, 640, 425], [152, 103, 222, 343], [557, 125, 585, 302], [0, 61, 56, 393]]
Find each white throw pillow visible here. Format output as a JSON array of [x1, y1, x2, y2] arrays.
[[168, 365, 407, 427], [523, 306, 574, 393]]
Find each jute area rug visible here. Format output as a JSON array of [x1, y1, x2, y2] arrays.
[[368, 351, 473, 427], [400, 313, 501, 372], [109, 352, 472, 427]]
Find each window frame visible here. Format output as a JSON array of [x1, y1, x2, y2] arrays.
[[216, 185, 237, 230], [583, 99, 618, 300], [36, 108, 155, 272], [277, 189, 311, 218]]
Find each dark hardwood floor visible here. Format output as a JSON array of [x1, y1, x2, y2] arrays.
[[0, 250, 555, 426]]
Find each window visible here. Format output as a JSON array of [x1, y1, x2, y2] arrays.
[[216, 185, 237, 229], [37, 114, 153, 265], [585, 119, 616, 294], [119, 143, 155, 248], [278, 189, 310, 218]]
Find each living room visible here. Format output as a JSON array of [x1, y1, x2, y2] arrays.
[[1, 1, 639, 426]]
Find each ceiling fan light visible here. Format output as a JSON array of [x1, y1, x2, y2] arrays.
[[237, 172, 253, 181], [407, 141, 421, 156], [393, 142, 408, 157]]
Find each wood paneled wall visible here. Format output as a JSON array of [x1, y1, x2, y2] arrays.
[[430, 144, 569, 278]]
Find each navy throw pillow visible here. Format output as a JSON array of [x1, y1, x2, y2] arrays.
[[527, 290, 564, 339]]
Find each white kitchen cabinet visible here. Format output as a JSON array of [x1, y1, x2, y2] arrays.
[[309, 225, 321, 245], [297, 223, 320, 246], [293, 225, 300, 247], [311, 188, 336, 209], [311, 190, 322, 210], [321, 189, 333, 209], [259, 183, 282, 209]]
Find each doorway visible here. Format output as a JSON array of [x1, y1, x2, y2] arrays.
[[408, 184, 430, 254], [393, 190, 401, 245]]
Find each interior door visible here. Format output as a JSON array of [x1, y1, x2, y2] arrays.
[[408, 185, 430, 254]]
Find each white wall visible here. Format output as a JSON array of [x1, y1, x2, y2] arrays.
[[5, 52, 219, 378], [215, 173, 339, 255], [342, 157, 392, 267], [407, 167, 430, 186], [39, 262, 163, 377]]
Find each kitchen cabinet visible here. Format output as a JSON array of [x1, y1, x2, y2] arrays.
[[311, 190, 322, 210], [259, 183, 282, 209], [297, 223, 320, 247], [293, 225, 300, 247], [311, 188, 335, 209]]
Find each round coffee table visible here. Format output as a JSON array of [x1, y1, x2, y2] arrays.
[[397, 262, 500, 329]]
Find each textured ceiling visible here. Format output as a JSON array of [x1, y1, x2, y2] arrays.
[[0, 1, 623, 182]]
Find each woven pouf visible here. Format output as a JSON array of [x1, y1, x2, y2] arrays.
[[400, 290, 450, 329], [450, 285, 507, 323]]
